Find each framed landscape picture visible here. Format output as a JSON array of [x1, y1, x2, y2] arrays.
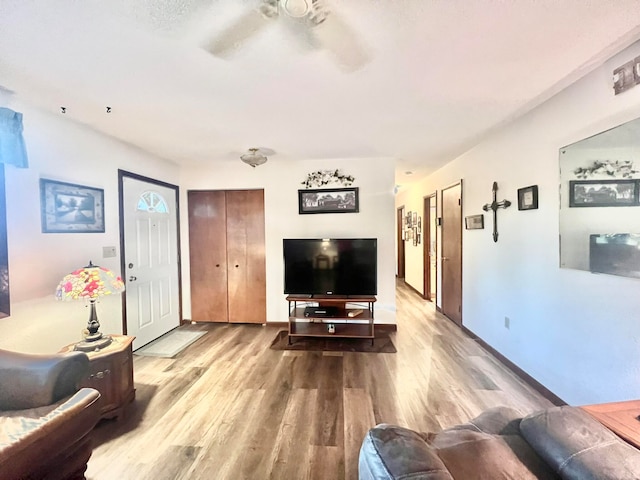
[[298, 187, 359, 214], [569, 179, 638, 207], [40, 179, 105, 233]]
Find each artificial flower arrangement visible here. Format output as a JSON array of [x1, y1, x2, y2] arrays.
[[301, 169, 355, 188]]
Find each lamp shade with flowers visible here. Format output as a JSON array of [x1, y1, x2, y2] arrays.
[[56, 261, 125, 351]]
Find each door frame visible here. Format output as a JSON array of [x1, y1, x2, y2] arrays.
[[423, 193, 437, 301], [397, 205, 405, 279], [118, 170, 183, 334]]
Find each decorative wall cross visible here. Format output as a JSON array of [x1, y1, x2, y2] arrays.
[[482, 181, 511, 242]]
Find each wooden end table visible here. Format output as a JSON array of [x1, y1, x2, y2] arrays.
[[60, 334, 135, 421], [580, 399, 640, 449]]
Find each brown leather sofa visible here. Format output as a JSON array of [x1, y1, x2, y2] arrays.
[[359, 405, 640, 479], [0, 348, 101, 480]]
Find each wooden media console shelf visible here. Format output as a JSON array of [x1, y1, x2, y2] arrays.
[[286, 295, 376, 345]]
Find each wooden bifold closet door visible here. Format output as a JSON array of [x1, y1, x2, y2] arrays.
[[188, 189, 266, 324]]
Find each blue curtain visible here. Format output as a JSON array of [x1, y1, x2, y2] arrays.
[[0, 107, 28, 168]]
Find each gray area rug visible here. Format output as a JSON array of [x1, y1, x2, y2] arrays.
[[134, 330, 207, 358]]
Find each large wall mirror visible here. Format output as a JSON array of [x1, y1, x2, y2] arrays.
[[560, 116, 640, 279]]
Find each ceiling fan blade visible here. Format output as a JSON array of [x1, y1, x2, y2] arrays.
[[307, 0, 330, 26], [202, 6, 273, 57], [312, 12, 370, 72]]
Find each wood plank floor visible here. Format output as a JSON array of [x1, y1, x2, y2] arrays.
[[86, 282, 554, 480]]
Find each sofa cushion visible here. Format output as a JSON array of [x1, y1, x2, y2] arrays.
[[359, 424, 454, 479], [442, 406, 523, 436], [430, 429, 559, 479], [520, 406, 640, 480]]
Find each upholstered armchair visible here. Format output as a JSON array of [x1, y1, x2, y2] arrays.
[[0, 348, 101, 480]]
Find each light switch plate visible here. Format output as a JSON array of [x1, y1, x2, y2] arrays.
[[102, 246, 117, 258]]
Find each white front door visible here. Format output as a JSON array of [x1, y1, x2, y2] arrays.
[[122, 174, 180, 350]]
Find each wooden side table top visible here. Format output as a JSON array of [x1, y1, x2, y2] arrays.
[[580, 399, 640, 449], [60, 334, 134, 358]]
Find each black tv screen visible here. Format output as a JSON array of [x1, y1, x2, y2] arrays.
[[283, 238, 377, 295], [590, 233, 640, 278]]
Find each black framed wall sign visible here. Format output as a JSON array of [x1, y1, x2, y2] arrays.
[[517, 185, 539, 210]]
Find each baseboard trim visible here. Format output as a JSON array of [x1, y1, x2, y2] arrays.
[[181, 320, 398, 331], [403, 281, 423, 297], [462, 326, 566, 407], [267, 322, 288, 328]]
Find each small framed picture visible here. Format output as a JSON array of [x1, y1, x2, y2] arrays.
[[465, 214, 484, 230], [40, 179, 105, 233], [518, 185, 539, 211]]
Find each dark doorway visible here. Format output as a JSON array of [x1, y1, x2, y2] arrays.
[[397, 206, 405, 279]]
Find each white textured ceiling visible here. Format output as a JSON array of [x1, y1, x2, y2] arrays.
[[1, 0, 640, 186]]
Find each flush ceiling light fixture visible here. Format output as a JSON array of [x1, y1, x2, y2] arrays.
[[240, 148, 268, 168]]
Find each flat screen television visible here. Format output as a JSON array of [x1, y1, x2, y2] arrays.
[[590, 233, 640, 279], [283, 238, 377, 296]]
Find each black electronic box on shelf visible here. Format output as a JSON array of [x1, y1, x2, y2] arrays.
[[304, 306, 338, 318]]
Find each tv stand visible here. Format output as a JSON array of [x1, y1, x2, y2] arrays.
[[286, 295, 376, 345]]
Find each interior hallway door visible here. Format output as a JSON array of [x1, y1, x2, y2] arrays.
[[120, 171, 181, 350], [423, 193, 436, 301], [441, 181, 462, 326]]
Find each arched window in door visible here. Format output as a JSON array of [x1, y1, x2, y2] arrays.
[[137, 191, 169, 214]]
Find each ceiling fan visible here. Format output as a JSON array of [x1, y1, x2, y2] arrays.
[[202, 0, 369, 72]]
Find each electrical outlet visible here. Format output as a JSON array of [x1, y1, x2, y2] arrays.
[[102, 246, 117, 258], [504, 316, 510, 329]]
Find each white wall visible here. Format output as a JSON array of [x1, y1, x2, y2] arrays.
[[0, 100, 179, 353], [397, 40, 640, 405], [0, 97, 396, 354], [179, 157, 397, 325]]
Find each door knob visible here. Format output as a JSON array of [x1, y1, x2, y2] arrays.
[[129, 276, 137, 282]]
